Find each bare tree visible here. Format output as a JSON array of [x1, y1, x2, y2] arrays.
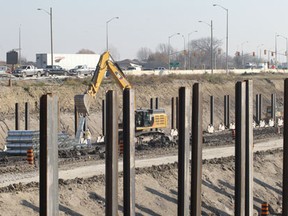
[[156, 43, 169, 55], [189, 37, 223, 69], [147, 52, 169, 68], [137, 47, 152, 61]]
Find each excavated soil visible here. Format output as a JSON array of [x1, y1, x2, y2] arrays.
[[0, 73, 286, 149], [0, 149, 284, 215], [0, 73, 286, 215]]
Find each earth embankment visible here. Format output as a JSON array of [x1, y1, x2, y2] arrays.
[[0, 73, 285, 149]]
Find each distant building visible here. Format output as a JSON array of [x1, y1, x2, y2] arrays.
[[36, 53, 100, 70]]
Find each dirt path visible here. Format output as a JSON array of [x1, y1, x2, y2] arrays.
[[0, 138, 282, 188]]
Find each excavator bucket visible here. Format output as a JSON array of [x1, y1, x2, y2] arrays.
[[74, 94, 92, 115]]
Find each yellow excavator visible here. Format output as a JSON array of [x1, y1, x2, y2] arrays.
[[74, 51, 168, 142]]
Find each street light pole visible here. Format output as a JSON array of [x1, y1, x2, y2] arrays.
[[199, 20, 213, 74], [213, 4, 229, 75], [275, 33, 278, 68], [277, 34, 288, 69], [50, 7, 53, 67], [168, 33, 180, 70], [106, 17, 119, 51], [19, 25, 21, 65], [257, 44, 264, 65], [241, 41, 248, 68], [182, 35, 186, 69], [211, 20, 213, 74], [37, 7, 53, 67], [188, 30, 197, 69]]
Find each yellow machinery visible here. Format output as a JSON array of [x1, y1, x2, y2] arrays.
[[74, 51, 131, 115], [74, 51, 168, 133]]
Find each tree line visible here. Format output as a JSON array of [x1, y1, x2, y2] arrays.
[[137, 37, 261, 70]]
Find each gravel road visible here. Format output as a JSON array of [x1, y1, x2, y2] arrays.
[[0, 138, 283, 188]]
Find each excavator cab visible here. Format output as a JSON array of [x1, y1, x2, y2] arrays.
[[135, 109, 168, 131]]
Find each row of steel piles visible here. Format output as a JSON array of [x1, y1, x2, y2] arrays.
[[210, 93, 276, 128], [233, 81, 284, 215], [175, 80, 283, 215], [37, 79, 288, 215], [177, 84, 203, 215], [74, 93, 276, 136], [14, 102, 30, 130], [103, 86, 203, 215], [105, 89, 136, 215]]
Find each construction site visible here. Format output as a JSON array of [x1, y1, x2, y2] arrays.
[[0, 53, 287, 215]]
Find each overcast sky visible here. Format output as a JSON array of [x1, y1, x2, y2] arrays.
[[1, 0, 288, 62]]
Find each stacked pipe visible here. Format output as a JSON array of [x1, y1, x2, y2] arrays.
[[5, 130, 40, 155]]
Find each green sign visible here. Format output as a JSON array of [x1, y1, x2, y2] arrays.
[[170, 62, 180, 67]]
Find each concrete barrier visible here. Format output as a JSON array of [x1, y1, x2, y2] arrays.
[[124, 68, 288, 76]]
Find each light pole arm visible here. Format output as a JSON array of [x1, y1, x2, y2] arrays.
[[50, 7, 53, 66], [211, 20, 213, 74], [213, 4, 229, 74], [37, 7, 53, 66], [106, 17, 119, 51], [168, 33, 180, 70]]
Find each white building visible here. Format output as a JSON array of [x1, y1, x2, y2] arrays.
[[36, 53, 100, 70]]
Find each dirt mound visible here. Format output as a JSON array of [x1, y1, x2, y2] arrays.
[[0, 149, 284, 215]]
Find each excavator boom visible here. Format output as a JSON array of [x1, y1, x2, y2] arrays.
[[74, 51, 169, 146], [74, 51, 132, 115]]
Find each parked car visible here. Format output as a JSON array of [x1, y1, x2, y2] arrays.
[[12, 65, 44, 78], [245, 63, 256, 69], [44, 65, 68, 76], [69, 65, 94, 76], [154, 67, 166, 71]]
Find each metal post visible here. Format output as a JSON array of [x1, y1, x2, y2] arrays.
[[224, 95, 227, 127], [210, 96, 214, 125], [177, 87, 191, 216], [102, 99, 106, 136], [150, 98, 154, 110], [15, 103, 19, 130], [259, 94, 262, 121], [171, 97, 175, 129], [271, 93, 276, 122], [256, 94, 260, 124], [150, 98, 154, 131], [283, 79, 288, 216], [155, 98, 159, 131], [235, 81, 246, 216], [227, 95, 230, 126], [191, 83, 203, 216], [245, 80, 253, 216], [25, 102, 30, 130], [105, 90, 119, 216], [123, 89, 135, 216], [74, 105, 78, 136], [155, 97, 159, 109], [176, 97, 179, 130], [39, 94, 59, 216]]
